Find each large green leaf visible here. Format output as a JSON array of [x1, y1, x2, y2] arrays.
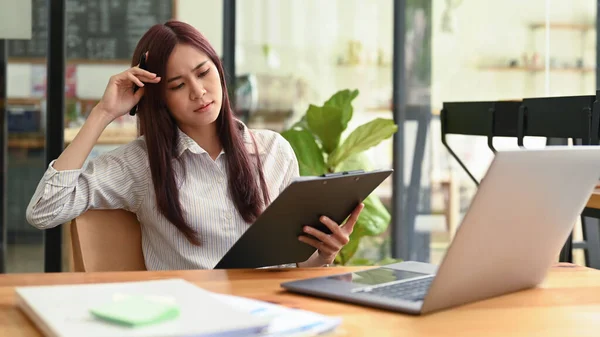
[[345, 258, 376, 266], [336, 152, 391, 235], [335, 194, 391, 264], [324, 89, 359, 130], [327, 118, 398, 168], [358, 194, 391, 236], [280, 129, 327, 176], [306, 105, 345, 155], [334, 152, 391, 262], [335, 152, 373, 172], [375, 257, 403, 266], [290, 115, 309, 131], [336, 226, 365, 265]]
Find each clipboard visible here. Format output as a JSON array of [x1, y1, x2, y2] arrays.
[[214, 169, 393, 269]]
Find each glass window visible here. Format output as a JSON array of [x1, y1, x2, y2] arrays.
[[4, 0, 211, 272], [430, 0, 596, 265], [235, 0, 396, 265]]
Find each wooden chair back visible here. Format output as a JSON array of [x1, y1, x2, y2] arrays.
[[70, 209, 146, 272]]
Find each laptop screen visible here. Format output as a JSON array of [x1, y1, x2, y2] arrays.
[[327, 268, 429, 286]]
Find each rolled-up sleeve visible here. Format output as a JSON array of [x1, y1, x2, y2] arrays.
[[26, 139, 150, 229]]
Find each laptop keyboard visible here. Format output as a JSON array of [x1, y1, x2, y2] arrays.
[[356, 276, 434, 302]]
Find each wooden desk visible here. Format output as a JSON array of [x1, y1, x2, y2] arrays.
[[0, 264, 599, 336], [587, 188, 600, 210]]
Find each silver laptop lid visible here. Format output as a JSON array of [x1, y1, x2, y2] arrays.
[[421, 147, 600, 314]]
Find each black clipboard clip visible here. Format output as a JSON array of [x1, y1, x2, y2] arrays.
[[321, 170, 365, 177]]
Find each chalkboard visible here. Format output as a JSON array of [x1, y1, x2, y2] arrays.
[[8, 0, 174, 61]]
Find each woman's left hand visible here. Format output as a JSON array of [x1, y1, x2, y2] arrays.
[[297, 203, 365, 267]]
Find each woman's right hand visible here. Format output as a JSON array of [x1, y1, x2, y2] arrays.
[[95, 58, 161, 121]]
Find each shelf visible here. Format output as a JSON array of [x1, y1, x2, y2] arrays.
[[8, 136, 45, 149], [8, 57, 131, 65], [7, 126, 138, 150], [7, 98, 43, 106], [529, 23, 594, 31], [64, 126, 138, 145], [478, 66, 595, 73]]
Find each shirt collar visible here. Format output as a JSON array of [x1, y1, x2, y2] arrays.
[[175, 119, 266, 158]]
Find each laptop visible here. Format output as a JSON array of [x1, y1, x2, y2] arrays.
[[280, 147, 600, 315]]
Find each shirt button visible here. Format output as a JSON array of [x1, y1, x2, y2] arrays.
[[218, 176, 225, 183], [225, 213, 232, 220]]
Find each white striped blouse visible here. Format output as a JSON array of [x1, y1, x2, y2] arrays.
[[26, 121, 300, 270]]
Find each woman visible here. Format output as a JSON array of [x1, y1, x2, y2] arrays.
[[26, 20, 363, 270]]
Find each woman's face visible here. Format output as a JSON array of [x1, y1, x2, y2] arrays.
[[164, 43, 223, 130]]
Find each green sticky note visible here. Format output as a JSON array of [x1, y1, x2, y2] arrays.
[[89, 295, 180, 327]]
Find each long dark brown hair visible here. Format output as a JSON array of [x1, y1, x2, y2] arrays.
[[131, 20, 269, 245]]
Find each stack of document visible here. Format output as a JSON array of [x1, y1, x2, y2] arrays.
[[15, 278, 341, 337], [210, 293, 341, 336]]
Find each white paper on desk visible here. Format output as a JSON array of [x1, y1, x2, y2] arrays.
[[210, 293, 342, 336], [15, 279, 272, 337]]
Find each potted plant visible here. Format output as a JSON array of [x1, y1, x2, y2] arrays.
[[280, 89, 398, 265]]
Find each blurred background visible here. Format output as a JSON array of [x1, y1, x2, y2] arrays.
[[0, 0, 597, 272]]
